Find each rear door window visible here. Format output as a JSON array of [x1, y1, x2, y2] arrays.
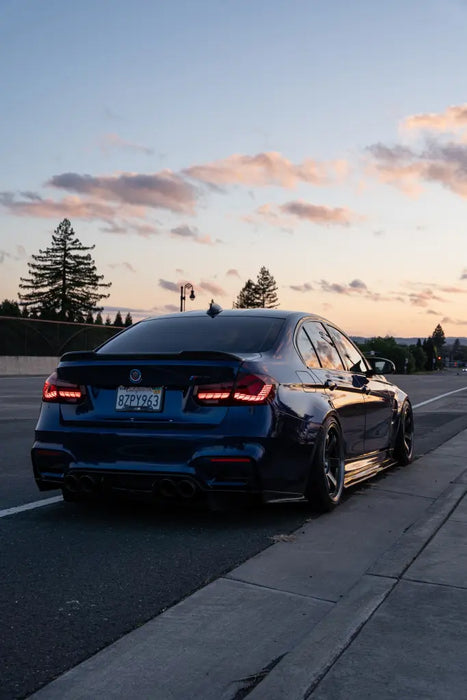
[[325, 326, 368, 374], [295, 326, 321, 368], [303, 322, 344, 370]]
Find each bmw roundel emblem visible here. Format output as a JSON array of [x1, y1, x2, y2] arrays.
[[129, 369, 142, 384]]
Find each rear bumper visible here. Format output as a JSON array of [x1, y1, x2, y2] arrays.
[[32, 442, 264, 495], [32, 426, 310, 501]]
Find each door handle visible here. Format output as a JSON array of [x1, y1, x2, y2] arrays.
[[324, 379, 337, 390]]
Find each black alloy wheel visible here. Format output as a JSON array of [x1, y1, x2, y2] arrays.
[[307, 417, 345, 512], [395, 400, 414, 465]]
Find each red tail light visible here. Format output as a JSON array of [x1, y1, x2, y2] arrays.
[[195, 374, 275, 405], [42, 372, 85, 403]]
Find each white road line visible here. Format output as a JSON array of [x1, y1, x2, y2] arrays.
[[2, 385, 467, 520], [413, 385, 467, 409], [0, 495, 62, 519]]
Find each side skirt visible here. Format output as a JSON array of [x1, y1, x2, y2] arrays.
[[343, 450, 397, 488]]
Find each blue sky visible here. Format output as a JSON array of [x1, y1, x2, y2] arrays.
[[2, 0, 467, 336]]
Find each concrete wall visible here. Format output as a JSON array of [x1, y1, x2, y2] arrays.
[[0, 356, 59, 376]]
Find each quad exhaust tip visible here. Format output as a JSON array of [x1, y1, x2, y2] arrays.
[[155, 477, 199, 500], [64, 474, 80, 493], [63, 474, 98, 495]]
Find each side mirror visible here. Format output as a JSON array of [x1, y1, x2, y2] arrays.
[[366, 356, 396, 375]]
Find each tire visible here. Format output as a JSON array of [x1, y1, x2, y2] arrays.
[[306, 417, 345, 512], [394, 400, 414, 465]]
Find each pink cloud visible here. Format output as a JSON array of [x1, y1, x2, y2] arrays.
[[441, 316, 467, 326], [198, 281, 226, 297], [108, 262, 136, 273], [407, 289, 445, 307], [48, 171, 197, 213], [184, 152, 348, 188], [281, 201, 359, 225], [0, 194, 119, 220], [159, 279, 179, 292], [170, 225, 217, 245], [101, 220, 160, 236], [290, 282, 313, 293], [248, 201, 361, 228], [402, 104, 467, 133], [367, 140, 467, 198]]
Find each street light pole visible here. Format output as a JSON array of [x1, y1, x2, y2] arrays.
[[180, 283, 195, 312]]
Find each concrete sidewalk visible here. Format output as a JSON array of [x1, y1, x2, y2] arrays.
[[31, 432, 467, 700]]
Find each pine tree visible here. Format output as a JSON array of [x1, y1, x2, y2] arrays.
[[432, 323, 446, 347], [95, 311, 103, 325], [85, 311, 94, 324], [124, 312, 133, 326], [105, 315, 112, 326], [113, 311, 123, 326], [18, 219, 111, 321], [236, 279, 259, 308], [254, 266, 279, 308]]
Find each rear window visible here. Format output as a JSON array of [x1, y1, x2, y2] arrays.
[[97, 315, 285, 354]]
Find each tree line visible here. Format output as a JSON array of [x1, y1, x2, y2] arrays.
[[357, 324, 460, 373], [0, 298, 132, 327], [0, 218, 462, 370]]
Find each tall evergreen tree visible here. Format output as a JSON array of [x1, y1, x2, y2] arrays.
[[85, 311, 94, 324], [254, 266, 279, 308], [113, 311, 124, 326], [18, 219, 111, 321], [432, 323, 446, 347], [235, 279, 259, 308], [124, 312, 133, 326], [95, 311, 103, 325]]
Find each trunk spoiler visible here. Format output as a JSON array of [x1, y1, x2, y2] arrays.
[[59, 350, 259, 363]]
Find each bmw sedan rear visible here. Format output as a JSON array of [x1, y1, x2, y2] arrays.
[[31, 307, 413, 510]]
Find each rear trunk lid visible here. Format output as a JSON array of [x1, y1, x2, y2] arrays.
[[57, 350, 255, 428]]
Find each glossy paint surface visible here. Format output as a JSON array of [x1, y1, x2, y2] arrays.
[[32, 309, 410, 504]]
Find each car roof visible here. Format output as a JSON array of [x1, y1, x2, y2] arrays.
[[143, 308, 328, 323]]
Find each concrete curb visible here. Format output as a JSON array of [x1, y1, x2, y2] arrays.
[[248, 477, 467, 699], [247, 575, 395, 699], [369, 478, 467, 579]]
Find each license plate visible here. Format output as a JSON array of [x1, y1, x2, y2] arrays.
[[115, 386, 163, 412]]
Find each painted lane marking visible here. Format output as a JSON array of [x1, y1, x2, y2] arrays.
[[413, 385, 467, 409], [2, 385, 467, 519], [0, 495, 62, 519]]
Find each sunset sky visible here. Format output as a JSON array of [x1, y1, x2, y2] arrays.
[[1, 0, 467, 338]]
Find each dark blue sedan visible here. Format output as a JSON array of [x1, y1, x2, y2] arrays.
[[31, 306, 414, 511]]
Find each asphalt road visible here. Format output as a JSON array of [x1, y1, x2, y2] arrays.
[[1, 371, 467, 699]]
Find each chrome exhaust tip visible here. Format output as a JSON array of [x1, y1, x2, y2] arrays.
[[159, 478, 177, 498], [177, 479, 198, 499], [80, 475, 97, 494]]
